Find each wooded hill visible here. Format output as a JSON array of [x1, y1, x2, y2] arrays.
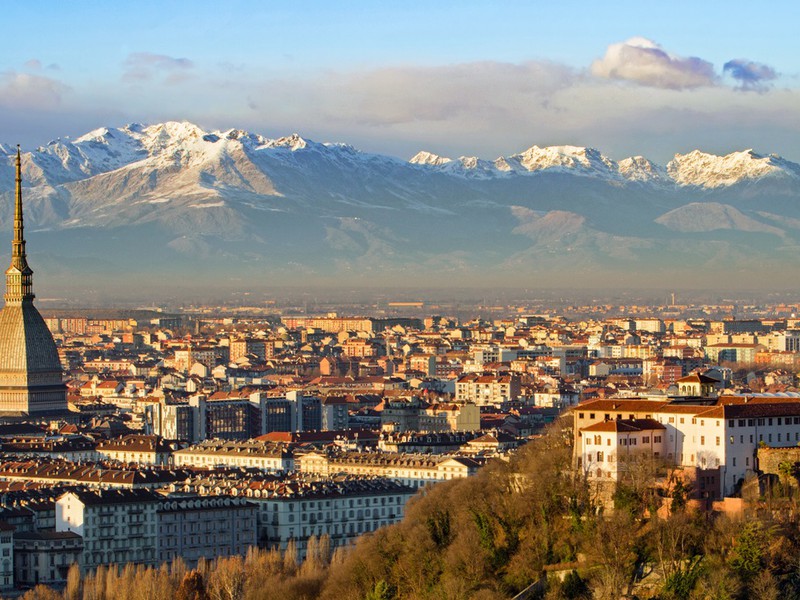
[[12, 416, 800, 600]]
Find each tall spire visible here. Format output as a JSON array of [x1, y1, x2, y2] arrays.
[[5, 146, 34, 304]]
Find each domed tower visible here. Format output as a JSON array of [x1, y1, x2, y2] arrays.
[[0, 147, 66, 416]]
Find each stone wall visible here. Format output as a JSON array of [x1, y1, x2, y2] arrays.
[[757, 446, 800, 480]]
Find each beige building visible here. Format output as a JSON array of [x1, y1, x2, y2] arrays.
[[173, 439, 294, 472], [298, 450, 480, 489], [455, 373, 521, 407]]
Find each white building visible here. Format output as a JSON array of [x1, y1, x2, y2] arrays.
[[575, 394, 800, 498], [580, 418, 667, 481], [56, 489, 159, 572]]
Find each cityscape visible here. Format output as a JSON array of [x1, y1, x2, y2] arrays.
[[1, 2, 800, 599]]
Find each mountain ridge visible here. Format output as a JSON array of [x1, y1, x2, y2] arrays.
[[0, 121, 799, 298]]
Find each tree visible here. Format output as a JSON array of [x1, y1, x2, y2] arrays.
[[208, 556, 245, 600], [588, 511, 637, 599], [177, 570, 209, 600], [64, 562, 82, 600], [19, 586, 62, 600], [729, 521, 768, 585]]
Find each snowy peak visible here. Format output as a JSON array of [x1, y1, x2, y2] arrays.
[[410, 144, 622, 180], [667, 149, 800, 188], [266, 133, 309, 151], [409, 151, 452, 166], [511, 145, 618, 177], [618, 156, 670, 184], [410, 152, 499, 177]]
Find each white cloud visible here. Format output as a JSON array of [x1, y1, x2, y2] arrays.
[[591, 37, 716, 90], [0, 71, 67, 109], [123, 53, 194, 84]]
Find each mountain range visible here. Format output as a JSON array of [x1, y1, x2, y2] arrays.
[[1, 121, 800, 300]]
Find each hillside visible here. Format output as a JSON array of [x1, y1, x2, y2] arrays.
[[14, 418, 800, 600]]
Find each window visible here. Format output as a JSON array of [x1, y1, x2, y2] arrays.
[[701, 436, 705, 445], [596, 451, 604, 462], [733, 457, 737, 466], [589, 413, 595, 419], [578, 413, 584, 419], [654, 436, 662, 443], [642, 436, 650, 444], [728, 419, 735, 427], [716, 437, 720, 446]]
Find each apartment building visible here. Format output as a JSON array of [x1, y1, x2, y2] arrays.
[[297, 451, 480, 488], [574, 394, 800, 498], [56, 489, 159, 571], [455, 373, 521, 407], [173, 439, 294, 472]]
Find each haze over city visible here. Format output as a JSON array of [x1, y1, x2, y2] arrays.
[[0, 1, 798, 303]]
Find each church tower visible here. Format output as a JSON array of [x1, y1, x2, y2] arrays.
[[0, 147, 67, 416]]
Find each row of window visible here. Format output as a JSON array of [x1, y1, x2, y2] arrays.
[[585, 435, 662, 446], [728, 417, 800, 427]]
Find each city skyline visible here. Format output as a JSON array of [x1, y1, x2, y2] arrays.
[[1, 1, 799, 163]]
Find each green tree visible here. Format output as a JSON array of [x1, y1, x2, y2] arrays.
[[729, 521, 768, 585]]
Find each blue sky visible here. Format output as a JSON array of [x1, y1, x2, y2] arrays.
[[2, 1, 799, 162]]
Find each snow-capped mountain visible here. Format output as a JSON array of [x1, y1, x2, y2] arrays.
[[410, 143, 800, 188], [667, 149, 800, 188], [0, 121, 799, 298]]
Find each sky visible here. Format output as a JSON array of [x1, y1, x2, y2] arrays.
[[2, 0, 799, 163]]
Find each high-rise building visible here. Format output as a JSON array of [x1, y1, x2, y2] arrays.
[[0, 148, 67, 417]]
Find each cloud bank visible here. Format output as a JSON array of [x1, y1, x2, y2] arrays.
[[0, 40, 795, 166]]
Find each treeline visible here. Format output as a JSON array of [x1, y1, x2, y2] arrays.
[[13, 416, 800, 599]]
